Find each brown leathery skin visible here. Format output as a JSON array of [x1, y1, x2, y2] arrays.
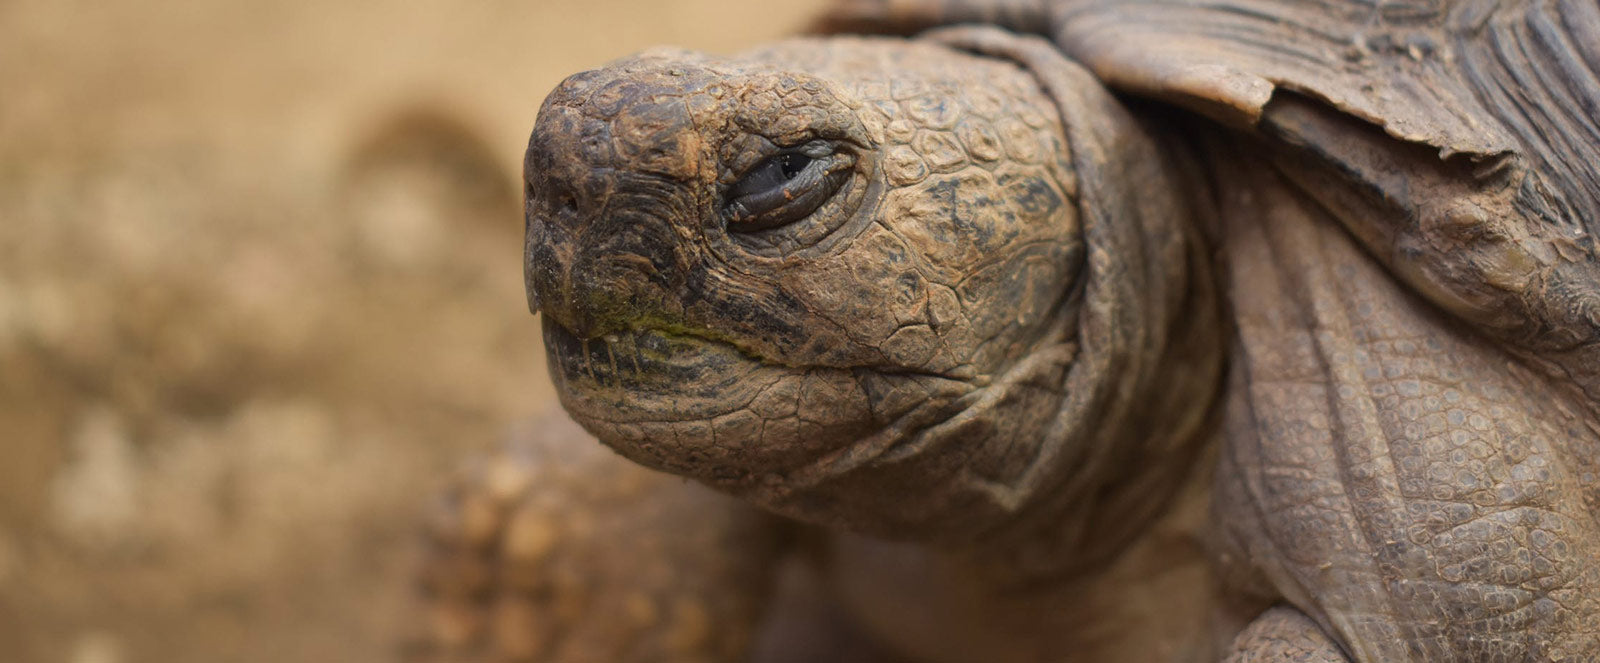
[[525, 31, 1224, 573], [1208, 144, 1600, 661]]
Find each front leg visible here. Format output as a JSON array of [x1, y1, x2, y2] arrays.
[[1212, 150, 1600, 660], [414, 413, 786, 662], [1223, 607, 1350, 663]]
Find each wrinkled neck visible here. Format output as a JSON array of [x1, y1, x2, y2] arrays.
[[926, 25, 1228, 579], [961, 221, 1223, 581], [750, 26, 1228, 582], [820, 450, 1229, 663]]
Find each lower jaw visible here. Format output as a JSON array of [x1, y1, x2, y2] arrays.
[[541, 320, 907, 485], [540, 320, 989, 512]]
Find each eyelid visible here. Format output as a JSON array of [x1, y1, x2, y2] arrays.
[[795, 139, 834, 158], [723, 150, 853, 232], [722, 137, 837, 184]]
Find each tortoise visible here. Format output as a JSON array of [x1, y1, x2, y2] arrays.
[[417, 0, 1600, 660]]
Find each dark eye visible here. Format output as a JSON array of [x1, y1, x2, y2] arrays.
[[723, 143, 854, 233], [777, 153, 810, 179]]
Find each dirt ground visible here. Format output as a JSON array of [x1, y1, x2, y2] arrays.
[[0, 1, 825, 661]]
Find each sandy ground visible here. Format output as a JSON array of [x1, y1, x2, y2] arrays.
[[0, 1, 825, 661]]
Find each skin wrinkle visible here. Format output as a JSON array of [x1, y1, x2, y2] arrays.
[[576, 369, 786, 427], [1294, 215, 1412, 652], [780, 373, 977, 482], [701, 238, 872, 360], [954, 344, 1080, 506]]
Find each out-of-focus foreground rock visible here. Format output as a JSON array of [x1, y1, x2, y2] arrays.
[[0, 2, 822, 661]]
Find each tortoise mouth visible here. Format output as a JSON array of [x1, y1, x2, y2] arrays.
[[542, 316, 779, 424], [539, 316, 924, 483]]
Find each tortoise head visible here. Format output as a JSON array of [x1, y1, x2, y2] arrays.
[[525, 31, 1213, 544]]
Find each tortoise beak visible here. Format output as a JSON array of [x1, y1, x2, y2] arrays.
[[523, 178, 686, 341], [523, 214, 542, 317]]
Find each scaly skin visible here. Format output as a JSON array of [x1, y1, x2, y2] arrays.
[[419, 0, 1600, 659], [1207, 136, 1600, 661], [522, 33, 1222, 567]]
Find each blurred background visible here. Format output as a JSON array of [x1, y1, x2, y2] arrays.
[[0, 1, 825, 661]]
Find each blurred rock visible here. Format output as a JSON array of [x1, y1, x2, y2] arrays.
[[50, 407, 140, 551]]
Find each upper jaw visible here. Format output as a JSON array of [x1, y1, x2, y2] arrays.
[[541, 315, 863, 480], [541, 317, 771, 420]]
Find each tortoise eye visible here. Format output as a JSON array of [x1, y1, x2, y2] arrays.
[[776, 153, 811, 179], [723, 143, 853, 233]]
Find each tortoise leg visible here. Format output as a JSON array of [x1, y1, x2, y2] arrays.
[[1223, 607, 1351, 663], [412, 413, 788, 663]]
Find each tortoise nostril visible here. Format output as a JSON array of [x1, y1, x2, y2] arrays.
[[533, 180, 581, 218]]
